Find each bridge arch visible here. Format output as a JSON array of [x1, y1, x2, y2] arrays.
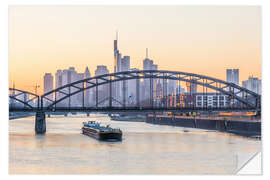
[[9, 88, 39, 109], [41, 70, 261, 111]]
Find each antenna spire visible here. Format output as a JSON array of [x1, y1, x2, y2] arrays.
[[116, 30, 118, 41], [146, 48, 148, 58]]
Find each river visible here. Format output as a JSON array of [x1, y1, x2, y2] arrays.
[[9, 114, 261, 174]]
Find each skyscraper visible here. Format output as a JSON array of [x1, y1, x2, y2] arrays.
[[113, 32, 131, 104], [242, 76, 261, 95], [54, 67, 93, 107], [128, 68, 140, 106], [143, 48, 157, 105], [56, 67, 80, 106], [121, 56, 130, 104], [68, 67, 78, 106], [75, 72, 84, 106], [95, 65, 109, 76], [226, 69, 232, 83], [55, 70, 62, 89], [233, 69, 239, 85], [114, 31, 119, 73], [143, 49, 153, 70], [84, 67, 91, 106], [121, 56, 130, 71], [168, 79, 177, 95], [226, 69, 239, 85], [43, 73, 53, 105], [95, 65, 109, 106], [186, 80, 197, 94], [61, 69, 70, 106], [114, 31, 123, 73], [55, 70, 63, 106]]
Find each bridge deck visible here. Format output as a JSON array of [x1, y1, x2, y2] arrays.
[[9, 106, 259, 112]]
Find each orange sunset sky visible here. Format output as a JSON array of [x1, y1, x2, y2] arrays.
[[9, 6, 261, 95]]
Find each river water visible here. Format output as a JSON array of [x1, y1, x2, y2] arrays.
[[9, 114, 261, 174]]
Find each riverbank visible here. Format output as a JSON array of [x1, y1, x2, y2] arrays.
[[109, 114, 146, 122], [146, 115, 261, 138], [9, 113, 35, 120]]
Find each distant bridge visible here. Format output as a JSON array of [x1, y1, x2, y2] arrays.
[[9, 70, 261, 134]]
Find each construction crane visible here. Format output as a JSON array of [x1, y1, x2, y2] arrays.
[[24, 84, 40, 95]]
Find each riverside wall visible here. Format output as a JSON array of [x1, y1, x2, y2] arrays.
[[146, 115, 261, 137], [9, 112, 35, 120]]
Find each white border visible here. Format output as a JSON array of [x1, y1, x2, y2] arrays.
[[1, 0, 269, 179]]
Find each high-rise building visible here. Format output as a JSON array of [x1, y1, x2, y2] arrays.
[[113, 32, 131, 104], [113, 32, 121, 102], [57, 67, 78, 106], [69, 67, 79, 106], [121, 56, 130, 104], [55, 70, 63, 103], [152, 64, 158, 100], [53, 67, 91, 107], [95, 65, 110, 106], [226, 69, 240, 100], [61, 69, 70, 106], [62, 69, 70, 86], [242, 76, 261, 95], [226, 69, 232, 83], [226, 69, 239, 85], [143, 48, 157, 105], [128, 68, 140, 106], [186, 80, 197, 94], [143, 60, 153, 71], [168, 79, 177, 95], [43, 73, 54, 106], [84, 67, 91, 106], [55, 70, 62, 89], [95, 65, 109, 76], [121, 56, 130, 71], [43, 73, 53, 94], [114, 31, 119, 73], [75, 72, 84, 106]]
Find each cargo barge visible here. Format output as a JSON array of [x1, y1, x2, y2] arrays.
[[82, 121, 122, 141]]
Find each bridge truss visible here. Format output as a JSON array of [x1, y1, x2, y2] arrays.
[[9, 70, 261, 112], [9, 88, 39, 110]]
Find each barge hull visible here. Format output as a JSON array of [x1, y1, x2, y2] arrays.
[[82, 127, 122, 141]]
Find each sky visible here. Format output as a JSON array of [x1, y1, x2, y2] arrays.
[[9, 6, 261, 95]]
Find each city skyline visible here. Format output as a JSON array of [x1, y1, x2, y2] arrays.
[[9, 6, 261, 94], [8, 5, 262, 175]]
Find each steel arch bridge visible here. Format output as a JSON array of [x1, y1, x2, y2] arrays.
[[9, 88, 40, 110], [9, 70, 261, 112], [42, 70, 260, 111]]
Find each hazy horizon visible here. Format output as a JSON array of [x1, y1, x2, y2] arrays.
[[9, 6, 261, 94]]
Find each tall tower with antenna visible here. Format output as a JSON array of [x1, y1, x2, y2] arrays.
[[114, 30, 119, 73], [113, 30, 121, 102]]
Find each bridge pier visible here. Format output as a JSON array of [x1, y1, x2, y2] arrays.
[[35, 111, 46, 134]]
